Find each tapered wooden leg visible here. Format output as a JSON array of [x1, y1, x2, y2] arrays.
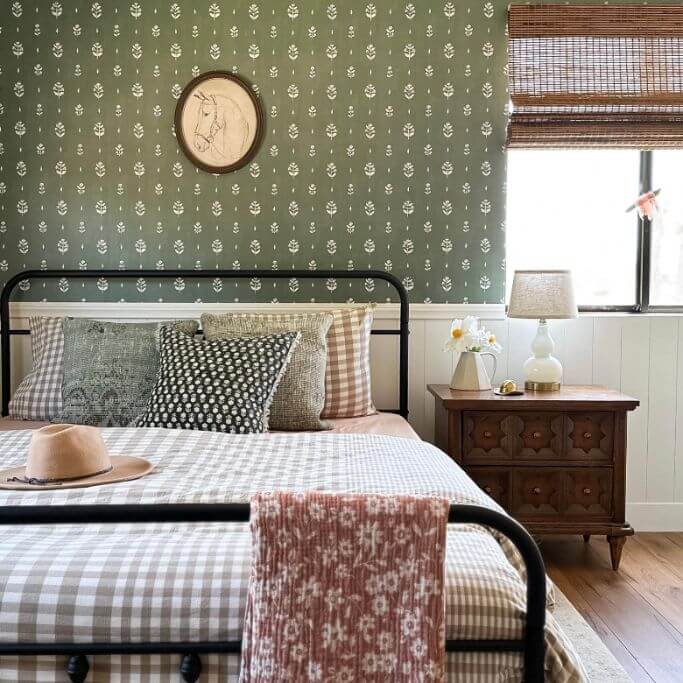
[[66, 655, 89, 682], [180, 654, 202, 682], [608, 535, 627, 570], [583, 534, 590, 543]]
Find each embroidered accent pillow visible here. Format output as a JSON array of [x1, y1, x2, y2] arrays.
[[322, 306, 377, 418], [56, 318, 199, 427], [9, 317, 64, 421], [137, 326, 300, 433], [241, 492, 448, 682], [201, 311, 333, 431]]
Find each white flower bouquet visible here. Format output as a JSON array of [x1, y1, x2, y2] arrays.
[[444, 316, 502, 354]]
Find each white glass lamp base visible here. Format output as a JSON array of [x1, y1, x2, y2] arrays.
[[523, 319, 563, 392]]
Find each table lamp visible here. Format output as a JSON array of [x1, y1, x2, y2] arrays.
[[507, 270, 578, 391]]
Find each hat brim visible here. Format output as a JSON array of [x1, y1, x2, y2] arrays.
[[0, 456, 154, 491]]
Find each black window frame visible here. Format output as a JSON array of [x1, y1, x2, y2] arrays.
[[563, 150, 681, 314]]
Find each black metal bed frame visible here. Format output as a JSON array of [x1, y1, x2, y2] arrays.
[[0, 269, 547, 682]]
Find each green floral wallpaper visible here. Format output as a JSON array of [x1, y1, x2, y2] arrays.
[[0, 1, 507, 302]]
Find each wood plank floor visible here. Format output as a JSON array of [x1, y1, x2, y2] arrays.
[[541, 533, 683, 683]]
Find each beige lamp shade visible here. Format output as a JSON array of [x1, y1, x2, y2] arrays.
[[507, 270, 578, 320]]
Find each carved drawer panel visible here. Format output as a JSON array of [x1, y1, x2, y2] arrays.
[[564, 468, 612, 518], [463, 412, 515, 461], [566, 413, 614, 460], [469, 468, 511, 509], [511, 469, 562, 518], [514, 412, 564, 460]]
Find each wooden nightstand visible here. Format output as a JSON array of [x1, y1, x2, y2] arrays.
[[427, 384, 639, 569]]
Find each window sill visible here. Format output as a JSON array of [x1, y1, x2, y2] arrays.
[[578, 309, 683, 317]]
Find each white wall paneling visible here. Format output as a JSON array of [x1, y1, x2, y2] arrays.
[[646, 318, 678, 505], [621, 316, 651, 505], [676, 319, 683, 503], [3, 303, 682, 531], [422, 318, 453, 443]]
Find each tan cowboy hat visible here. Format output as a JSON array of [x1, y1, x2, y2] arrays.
[[0, 424, 154, 490]]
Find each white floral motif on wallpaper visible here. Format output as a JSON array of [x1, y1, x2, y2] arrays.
[[0, 1, 506, 302]]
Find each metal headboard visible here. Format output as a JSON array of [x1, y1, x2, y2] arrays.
[[0, 269, 409, 418]]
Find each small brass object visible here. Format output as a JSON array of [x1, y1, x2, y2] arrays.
[[499, 380, 517, 394], [493, 379, 524, 397]]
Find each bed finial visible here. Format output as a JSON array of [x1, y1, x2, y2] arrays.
[[180, 653, 202, 682], [66, 654, 89, 682]]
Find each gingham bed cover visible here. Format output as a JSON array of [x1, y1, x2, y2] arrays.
[[0, 428, 585, 682]]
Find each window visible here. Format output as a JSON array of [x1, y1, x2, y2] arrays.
[[507, 150, 683, 312], [650, 152, 683, 308], [505, 5, 683, 312]]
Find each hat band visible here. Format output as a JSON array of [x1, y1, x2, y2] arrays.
[[6, 465, 114, 487]]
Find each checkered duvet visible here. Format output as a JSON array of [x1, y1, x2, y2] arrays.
[[0, 428, 586, 682]]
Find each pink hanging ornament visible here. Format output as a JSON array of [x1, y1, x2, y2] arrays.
[[636, 191, 658, 219]]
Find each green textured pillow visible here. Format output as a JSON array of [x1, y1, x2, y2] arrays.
[[201, 311, 333, 431], [55, 318, 198, 427]]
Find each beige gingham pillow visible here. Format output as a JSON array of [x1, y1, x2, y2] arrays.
[[321, 306, 377, 418], [9, 316, 64, 421]]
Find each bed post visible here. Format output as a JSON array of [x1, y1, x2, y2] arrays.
[[0, 270, 26, 416], [395, 271, 410, 419]]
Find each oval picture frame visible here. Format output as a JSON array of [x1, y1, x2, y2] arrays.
[[174, 71, 264, 174]]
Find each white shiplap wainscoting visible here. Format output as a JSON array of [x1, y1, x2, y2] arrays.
[[5, 302, 683, 532]]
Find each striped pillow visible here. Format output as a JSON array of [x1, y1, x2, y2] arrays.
[[9, 317, 64, 421], [321, 306, 377, 419]]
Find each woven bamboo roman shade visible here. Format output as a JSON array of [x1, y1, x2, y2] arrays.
[[507, 4, 683, 148]]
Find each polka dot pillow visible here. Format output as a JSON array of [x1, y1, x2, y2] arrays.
[[138, 325, 300, 433]]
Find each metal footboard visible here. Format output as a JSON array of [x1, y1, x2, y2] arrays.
[[0, 503, 546, 682]]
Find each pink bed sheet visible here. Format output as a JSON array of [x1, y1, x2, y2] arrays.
[[326, 412, 419, 439], [0, 413, 419, 440], [0, 418, 47, 431]]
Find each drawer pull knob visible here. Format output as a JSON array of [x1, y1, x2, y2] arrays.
[[532, 486, 541, 495], [483, 430, 492, 438], [583, 487, 592, 495], [583, 432, 592, 439], [484, 486, 492, 494], [532, 431, 542, 439]]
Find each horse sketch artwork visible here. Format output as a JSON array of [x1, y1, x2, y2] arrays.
[[176, 72, 263, 173], [193, 91, 249, 163]]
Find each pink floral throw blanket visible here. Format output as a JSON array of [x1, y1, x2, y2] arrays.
[[240, 491, 450, 682]]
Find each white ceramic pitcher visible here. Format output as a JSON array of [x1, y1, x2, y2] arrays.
[[450, 351, 497, 391]]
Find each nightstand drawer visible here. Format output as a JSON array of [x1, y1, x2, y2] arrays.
[[566, 413, 614, 461], [463, 411, 564, 462], [511, 467, 613, 520], [564, 468, 612, 518], [469, 468, 511, 509], [516, 412, 564, 459], [512, 469, 563, 518], [463, 412, 516, 460]]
